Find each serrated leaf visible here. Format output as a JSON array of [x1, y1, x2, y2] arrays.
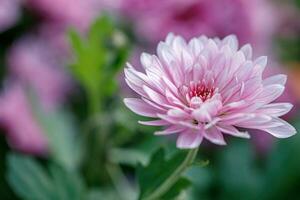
[[7, 154, 86, 200], [68, 15, 130, 105], [137, 148, 191, 200]]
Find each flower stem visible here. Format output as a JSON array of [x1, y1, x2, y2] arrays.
[[142, 148, 199, 200]]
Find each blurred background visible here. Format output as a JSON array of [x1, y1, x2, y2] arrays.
[[0, 0, 300, 199]]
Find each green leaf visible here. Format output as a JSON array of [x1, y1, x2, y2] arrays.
[[68, 15, 131, 112], [161, 177, 191, 200], [7, 153, 86, 200], [87, 188, 118, 200], [7, 154, 53, 200], [137, 148, 191, 200], [259, 120, 300, 199], [109, 148, 149, 166], [49, 164, 85, 200], [27, 89, 82, 171]]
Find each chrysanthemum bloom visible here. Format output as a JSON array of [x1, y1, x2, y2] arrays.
[[124, 34, 296, 149]]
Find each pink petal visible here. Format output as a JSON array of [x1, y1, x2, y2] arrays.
[[257, 84, 285, 104], [176, 130, 203, 149], [217, 124, 250, 138], [263, 74, 287, 86], [192, 98, 222, 122], [143, 85, 168, 106], [261, 118, 296, 138], [167, 108, 190, 119], [155, 125, 186, 135], [138, 120, 169, 126], [124, 98, 158, 117], [204, 126, 226, 145], [257, 103, 293, 117], [240, 44, 252, 60]]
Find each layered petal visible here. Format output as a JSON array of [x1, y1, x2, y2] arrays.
[[124, 33, 296, 149]]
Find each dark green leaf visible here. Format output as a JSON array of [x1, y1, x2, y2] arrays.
[[161, 177, 191, 200], [137, 148, 191, 199]]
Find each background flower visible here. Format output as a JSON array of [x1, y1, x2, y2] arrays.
[[0, 0, 21, 32], [120, 0, 276, 51], [0, 83, 48, 155], [7, 34, 71, 108]]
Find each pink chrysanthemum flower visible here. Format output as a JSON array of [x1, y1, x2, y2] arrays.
[[124, 34, 296, 149]]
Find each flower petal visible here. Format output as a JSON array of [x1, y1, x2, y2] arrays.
[[263, 74, 287, 86], [176, 130, 203, 149], [261, 118, 296, 138], [124, 98, 158, 117], [217, 124, 250, 138], [257, 103, 293, 117], [257, 84, 285, 104], [138, 120, 169, 126], [204, 126, 226, 145], [155, 125, 186, 135]]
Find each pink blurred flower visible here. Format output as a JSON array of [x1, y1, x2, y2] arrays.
[[25, 0, 118, 31], [0, 30, 72, 155], [124, 34, 296, 149], [7, 34, 71, 108], [0, 84, 48, 155], [0, 0, 21, 32], [121, 0, 275, 49]]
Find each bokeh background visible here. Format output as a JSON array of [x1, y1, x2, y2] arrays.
[[0, 0, 300, 199]]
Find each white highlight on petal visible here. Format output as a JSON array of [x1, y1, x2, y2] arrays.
[[263, 74, 287, 86], [204, 126, 226, 145], [261, 118, 296, 138], [177, 130, 203, 149], [124, 98, 158, 117]]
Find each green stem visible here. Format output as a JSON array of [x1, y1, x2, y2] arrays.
[[142, 148, 199, 200], [86, 87, 101, 115]]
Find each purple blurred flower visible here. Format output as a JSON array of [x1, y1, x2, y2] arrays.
[[121, 0, 275, 49], [0, 0, 21, 32], [7, 34, 71, 108], [0, 30, 71, 154], [124, 34, 296, 149], [25, 0, 118, 31], [0, 84, 48, 155]]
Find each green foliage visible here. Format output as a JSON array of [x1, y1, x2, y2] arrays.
[[28, 90, 82, 171], [7, 154, 85, 200], [295, 0, 300, 8], [217, 141, 262, 200], [259, 121, 300, 200], [69, 15, 130, 113], [137, 148, 192, 200], [276, 37, 300, 62]]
